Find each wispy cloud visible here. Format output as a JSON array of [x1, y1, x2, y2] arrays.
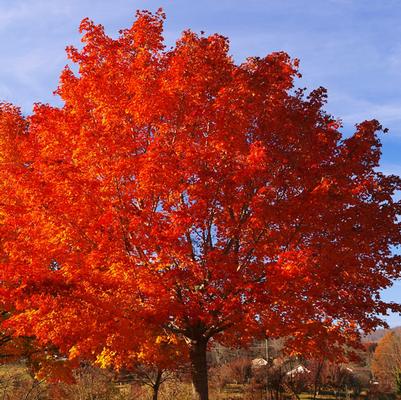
[[0, 0, 72, 30], [330, 94, 401, 131], [378, 163, 401, 177]]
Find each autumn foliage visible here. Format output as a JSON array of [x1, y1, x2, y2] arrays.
[[372, 332, 401, 393], [0, 10, 400, 400]]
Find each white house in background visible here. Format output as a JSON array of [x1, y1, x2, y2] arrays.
[[286, 365, 311, 377], [251, 358, 268, 368]]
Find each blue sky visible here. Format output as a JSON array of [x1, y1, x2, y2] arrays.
[[0, 0, 400, 326]]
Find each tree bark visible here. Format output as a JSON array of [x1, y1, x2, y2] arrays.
[[151, 369, 163, 400], [189, 337, 209, 400]]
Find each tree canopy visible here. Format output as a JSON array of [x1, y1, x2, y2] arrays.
[[0, 10, 400, 400]]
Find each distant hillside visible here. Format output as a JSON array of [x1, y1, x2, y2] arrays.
[[363, 326, 401, 342]]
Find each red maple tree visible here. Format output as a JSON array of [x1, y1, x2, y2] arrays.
[[0, 10, 400, 400]]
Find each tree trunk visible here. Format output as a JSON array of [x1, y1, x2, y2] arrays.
[[151, 369, 163, 400], [189, 337, 209, 400], [313, 360, 324, 400], [151, 384, 160, 400]]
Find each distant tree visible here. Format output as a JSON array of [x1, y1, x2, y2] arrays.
[[0, 10, 400, 400], [372, 332, 401, 393]]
